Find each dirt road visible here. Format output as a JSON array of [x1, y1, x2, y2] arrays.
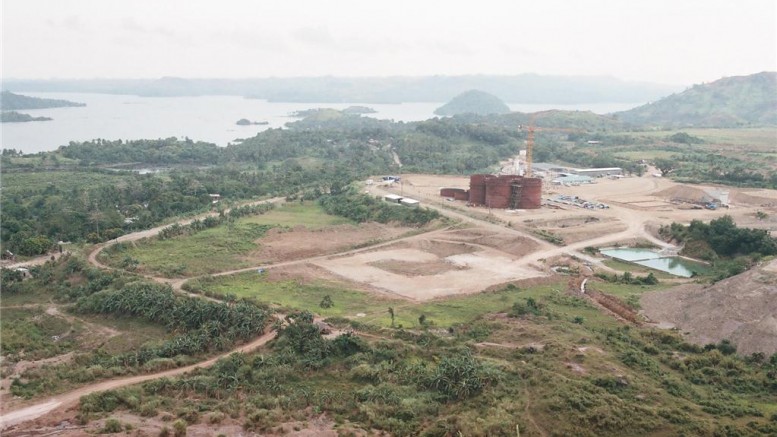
[[0, 329, 277, 430]]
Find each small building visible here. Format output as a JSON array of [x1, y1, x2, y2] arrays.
[[400, 198, 420, 208], [383, 194, 403, 204], [570, 167, 622, 178], [209, 194, 221, 204], [552, 174, 595, 185]]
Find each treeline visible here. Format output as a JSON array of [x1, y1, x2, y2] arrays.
[[660, 216, 777, 259], [660, 216, 777, 280], [76, 281, 269, 367], [157, 202, 274, 240], [319, 190, 441, 226], [59, 138, 223, 165]]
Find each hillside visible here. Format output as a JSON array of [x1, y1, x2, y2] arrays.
[[0, 91, 85, 110], [434, 90, 511, 116], [0, 111, 53, 123], [641, 258, 777, 355], [2, 75, 679, 104], [616, 72, 777, 127]]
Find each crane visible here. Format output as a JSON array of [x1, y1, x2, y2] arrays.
[[523, 114, 536, 178]]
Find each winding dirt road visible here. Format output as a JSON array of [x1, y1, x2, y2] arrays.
[[0, 329, 277, 430], [1, 185, 676, 430]]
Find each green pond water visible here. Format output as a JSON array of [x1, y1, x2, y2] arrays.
[[600, 248, 709, 278]]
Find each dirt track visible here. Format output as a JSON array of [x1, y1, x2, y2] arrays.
[[0, 329, 277, 430], [6, 172, 775, 429]]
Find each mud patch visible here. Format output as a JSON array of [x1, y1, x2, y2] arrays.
[[369, 259, 464, 276]]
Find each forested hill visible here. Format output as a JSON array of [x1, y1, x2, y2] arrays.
[[434, 90, 511, 116], [615, 72, 777, 128], [0, 90, 85, 110], [2, 75, 678, 104]]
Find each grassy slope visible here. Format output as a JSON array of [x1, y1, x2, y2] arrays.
[[99, 203, 353, 277]]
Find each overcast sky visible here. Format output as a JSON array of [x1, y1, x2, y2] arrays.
[[2, 0, 775, 85]]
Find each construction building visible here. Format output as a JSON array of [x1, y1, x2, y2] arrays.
[[466, 174, 542, 209]]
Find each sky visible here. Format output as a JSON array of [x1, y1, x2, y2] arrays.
[[2, 0, 776, 86]]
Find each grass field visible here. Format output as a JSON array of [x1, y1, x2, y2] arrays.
[[192, 272, 625, 329], [100, 203, 354, 277], [240, 202, 353, 229]]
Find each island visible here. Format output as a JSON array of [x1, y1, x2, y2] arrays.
[[342, 105, 377, 114], [1, 111, 53, 123], [434, 89, 511, 116], [236, 118, 269, 126], [1, 91, 85, 110]]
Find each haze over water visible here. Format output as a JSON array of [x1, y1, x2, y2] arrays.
[[1, 93, 641, 154]]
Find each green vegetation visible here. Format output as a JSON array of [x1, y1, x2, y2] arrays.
[[616, 72, 777, 127], [0, 110, 53, 122], [660, 216, 777, 280], [2, 256, 270, 399], [434, 89, 511, 116], [99, 202, 350, 277], [319, 190, 441, 226], [73, 284, 777, 436], [0, 90, 85, 110]]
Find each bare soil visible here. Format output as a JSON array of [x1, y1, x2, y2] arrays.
[[313, 228, 547, 301], [246, 222, 411, 263], [640, 258, 777, 355]]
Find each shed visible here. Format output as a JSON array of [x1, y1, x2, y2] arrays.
[[400, 198, 420, 208], [383, 194, 403, 204]]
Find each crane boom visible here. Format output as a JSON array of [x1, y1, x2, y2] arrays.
[[525, 119, 534, 178]]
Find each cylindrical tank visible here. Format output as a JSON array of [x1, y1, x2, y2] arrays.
[[440, 188, 458, 197], [485, 175, 516, 209], [469, 174, 487, 205], [454, 190, 469, 201], [516, 177, 542, 209]]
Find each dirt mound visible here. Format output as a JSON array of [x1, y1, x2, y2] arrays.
[[655, 185, 713, 203], [640, 259, 777, 355], [730, 191, 776, 207]]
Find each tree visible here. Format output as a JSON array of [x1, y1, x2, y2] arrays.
[[654, 158, 675, 176]]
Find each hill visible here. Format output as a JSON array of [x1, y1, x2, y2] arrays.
[[2, 75, 679, 104], [434, 90, 511, 116], [641, 258, 777, 355], [616, 72, 777, 128], [0, 111, 53, 123], [0, 91, 85, 110]]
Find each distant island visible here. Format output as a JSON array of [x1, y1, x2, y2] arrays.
[[0, 90, 85, 110], [289, 106, 376, 119], [1, 111, 53, 123], [342, 105, 377, 114], [236, 118, 269, 126], [434, 90, 511, 116]]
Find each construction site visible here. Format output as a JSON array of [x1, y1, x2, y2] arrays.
[[439, 122, 543, 209]]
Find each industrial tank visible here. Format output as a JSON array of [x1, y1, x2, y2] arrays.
[[515, 177, 542, 209], [468, 174, 487, 205], [485, 175, 518, 209]]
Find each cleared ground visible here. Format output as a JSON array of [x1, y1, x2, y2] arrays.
[[641, 258, 777, 356]]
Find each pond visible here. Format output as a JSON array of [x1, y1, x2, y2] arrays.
[[600, 248, 709, 278]]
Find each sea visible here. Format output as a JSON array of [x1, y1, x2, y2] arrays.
[[0, 93, 642, 154]]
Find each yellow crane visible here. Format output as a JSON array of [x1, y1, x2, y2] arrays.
[[524, 115, 535, 178]]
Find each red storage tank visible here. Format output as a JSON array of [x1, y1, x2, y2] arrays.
[[516, 177, 542, 209], [485, 175, 517, 209], [469, 174, 487, 205]]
